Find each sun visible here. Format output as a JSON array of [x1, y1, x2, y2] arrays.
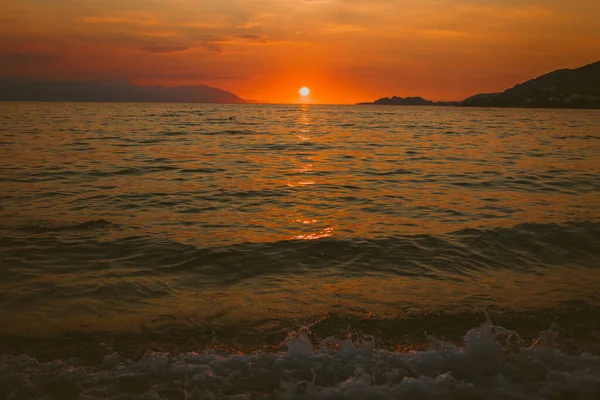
[[299, 87, 310, 96]]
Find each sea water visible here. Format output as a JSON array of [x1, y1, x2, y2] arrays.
[[1, 103, 599, 398]]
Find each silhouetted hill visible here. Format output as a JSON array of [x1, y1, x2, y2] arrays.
[[0, 79, 247, 103], [460, 61, 600, 108], [357, 96, 458, 106]]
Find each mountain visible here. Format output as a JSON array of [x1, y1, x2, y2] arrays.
[[460, 61, 600, 108], [357, 96, 458, 106], [0, 78, 247, 104]]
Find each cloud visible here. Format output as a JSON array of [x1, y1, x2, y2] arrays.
[[0, 50, 56, 65], [1, 0, 598, 103], [325, 24, 366, 33], [140, 44, 190, 53], [199, 40, 224, 53], [234, 34, 269, 43], [416, 28, 466, 38], [81, 16, 158, 26], [236, 21, 260, 29]]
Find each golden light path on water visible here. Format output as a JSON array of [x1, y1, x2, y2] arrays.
[[0, 102, 599, 340]]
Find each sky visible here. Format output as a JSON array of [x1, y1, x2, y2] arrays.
[[1, 0, 599, 104]]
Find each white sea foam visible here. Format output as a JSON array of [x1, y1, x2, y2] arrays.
[[1, 320, 599, 399]]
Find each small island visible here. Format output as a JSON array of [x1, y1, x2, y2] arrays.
[[358, 60, 600, 109], [357, 96, 458, 106]]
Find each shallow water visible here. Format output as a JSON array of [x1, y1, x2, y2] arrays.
[[1, 103, 600, 398]]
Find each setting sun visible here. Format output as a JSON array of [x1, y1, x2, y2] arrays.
[[299, 87, 310, 96]]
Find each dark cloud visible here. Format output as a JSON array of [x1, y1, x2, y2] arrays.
[[235, 34, 269, 43], [0, 51, 56, 65], [199, 40, 224, 53], [140, 45, 190, 53]]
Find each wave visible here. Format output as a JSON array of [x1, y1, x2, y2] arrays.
[[1, 318, 599, 399], [1, 221, 599, 317], [201, 129, 257, 135], [2, 221, 599, 283], [14, 219, 116, 233]]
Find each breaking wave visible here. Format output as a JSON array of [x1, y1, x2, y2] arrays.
[[1, 318, 599, 399]]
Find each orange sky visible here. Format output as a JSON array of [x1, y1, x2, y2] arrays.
[[1, 0, 599, 104]]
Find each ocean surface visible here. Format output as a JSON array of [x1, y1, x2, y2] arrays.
[[1, 102, 600, 399]]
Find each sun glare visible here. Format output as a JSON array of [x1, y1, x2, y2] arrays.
[[299, 87, 310, 96]]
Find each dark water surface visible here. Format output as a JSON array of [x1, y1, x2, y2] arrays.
[[1, 103, 600, 399]]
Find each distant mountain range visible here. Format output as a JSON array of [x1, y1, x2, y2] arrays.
[[3, 60, 599, 107], [0, 79, 247, 104], [357, 96, 458, 106], [358, 60, 600, 109]]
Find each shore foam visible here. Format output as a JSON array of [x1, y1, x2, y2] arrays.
[[1, 320, 599, 399]]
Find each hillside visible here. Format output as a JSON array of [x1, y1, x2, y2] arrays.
[[0, 79, 247, 104], [460, 61, 600, 108]]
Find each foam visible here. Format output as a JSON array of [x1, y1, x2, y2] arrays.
[[1, 320, 599, 399]]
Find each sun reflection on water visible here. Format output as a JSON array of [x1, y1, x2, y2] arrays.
[[292, 219, 319, 224], [295, 226, 335, 240]]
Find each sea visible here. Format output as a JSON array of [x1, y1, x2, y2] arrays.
[[1, 102, 600, 399]]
